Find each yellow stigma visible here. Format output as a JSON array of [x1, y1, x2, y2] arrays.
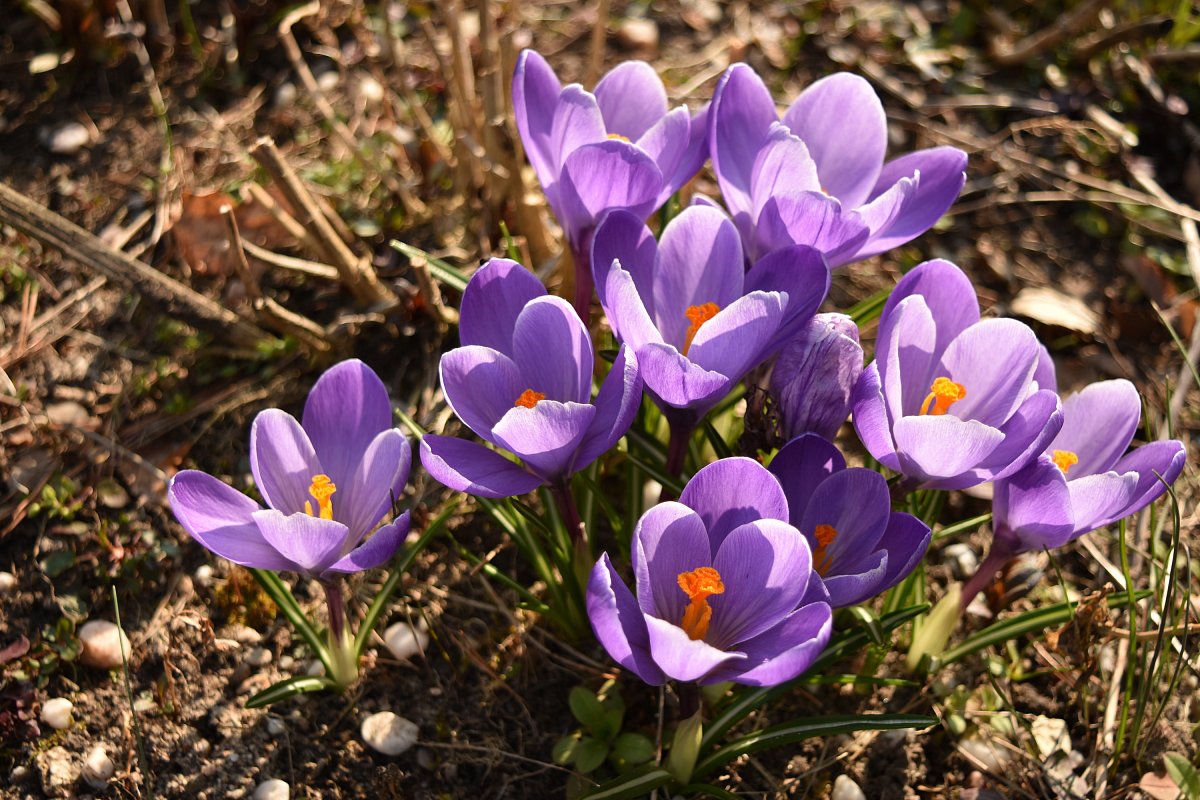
[[812, 524, 838, 576], [607, 132, 631, 142], [1052, 449, 1079, 474], [682, 302, 721, 357], [303, 474, 336, 520], [919, 376, 967, 416], [677, 566, 724, 641], [515, 389, 546, 409]]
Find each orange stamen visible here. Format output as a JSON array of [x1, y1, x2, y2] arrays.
[[812, 524, 838, 576], [607, 132, 631, 142], [919, 376, 967, 416], [515, 389, 546, 409], [303, 474, 336, 520], [682, 302, 721, 357], [1052, 449, 1079, 474], [677, 566, 725, 641]]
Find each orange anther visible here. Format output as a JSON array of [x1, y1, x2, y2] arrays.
[[919, 376, 967, 416], [515, 389, 546, 409], [682, 302, 721, 357], [677, 566, 725, 641]]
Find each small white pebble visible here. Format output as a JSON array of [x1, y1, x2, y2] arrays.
[[383, 621, 429, 661], [305, 660, 325, 677], [357, 75, 384, 105], [265, 716, 285, 737], [316, 70, 339, 93], [278, 655, 295, 672], [41, 121, 90, 155], [245, 647, 272, 668], [82, 745, 114, 788], [10, 764, 29, 781], [831, 774, 867, 800], [193, 565, 214, 587], [361, 711, 419, 756], [253, 778, 290, 800], [78, 620, 131, 670], [40, 698, 73, 730], [0, 571, 16, 594]]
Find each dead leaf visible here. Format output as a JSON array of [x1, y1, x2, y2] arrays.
[[1011, 287, 1100, 335], [1140, 771, 1181, 800], [172, 189, 297, 277]]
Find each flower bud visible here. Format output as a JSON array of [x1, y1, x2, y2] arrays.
[[770, 313, 863, 440]]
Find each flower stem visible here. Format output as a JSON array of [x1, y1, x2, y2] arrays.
[[550, 481, 588, 552], [959, 539, 1017, 612], [570, 239, 594, 324], [321, 579, 357, 688], [664, 421, 692, 480], [889, 475, 920, 504], [677, 681, 700, 720]]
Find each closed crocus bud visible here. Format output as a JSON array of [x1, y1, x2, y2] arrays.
[[771, 314, 863, 440]]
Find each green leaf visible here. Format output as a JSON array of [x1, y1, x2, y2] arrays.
[[676, 784, 741, 800], [250, 569, 335, 679], [573, 737, 609, 774], [599, 694, 625, 741], [611, 732, 655, 765], [40, 551, 76, 578], [693, 714, 935, 778], [390, 240, 469, 293], [570, 687, 608, 735], [552, 732, 581, 766], [845, 605, 886, 646], [581, 767, 673, 800], [701, 419, 733, 460], [848, 286, 891, 325], [245, 675, 337, 709], [1165, 753, 1200, 800]]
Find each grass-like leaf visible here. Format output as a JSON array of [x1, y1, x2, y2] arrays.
[[580, 767, 673, 800], [246, 675, 338, 709], [251, 568, 335, 678], [390, 240, 469, 292]]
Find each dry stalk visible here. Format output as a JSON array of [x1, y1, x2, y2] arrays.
[[586, 0, 610, 84], [989, 0, 1110, 66]]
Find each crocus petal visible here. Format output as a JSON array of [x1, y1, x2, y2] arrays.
[[847, 175, 915, 262], [820, 551, 887, 609], [939, 318, 1040, 427], [419, 435, 544, 498], [704, 602, 831, 686], [877, 259, 979, 367], [633, 502, 713, 623], [645, 615, 744, 682], [858, 147, 967, 255], [549, 84, 608, 175], [1067, 472, 1139, 533], [680, 457, 790, 551], [557, 141, 663, 244], [872, 512, 932, 592], [301, 359, 394, 498], [1098, 440, 1187, 528], [324, 512, 410, 574], [710, 63, 779, 221], [168, 470, 293, 571], [707, 519, 813, 647], [576, 345, 642, 468], [592, 209, 657, 315], [459, 258, 546, 354], [337, 430, 411, 543], [439, 346, 525, 441], [636, 105, 691, 195], [749, 125, 821, 222], [687, 291, 787, 381], [973, 389, 1063, 483], [742, 244, 831, 350], [755, 192, 869, 266], [850, 363, 901, 471], [491, 401, 596, 481], [880, 295, 938, 424], [250, 409, 322, 516], [637, 343, 733, 412], [512, 50, 564, 196], [768, 433, 847, 528], [1050, 380, 1140, 477], [993, 456, 1075, 552], [603, 262, 664, 351], [892, 415, 1004, 485], [781, 73, 886, 208], [588, 554, 666, 685], [1034, 344, 1058, 393], [659, 103, 710, 202], [252, 509, 349, 575], [799, 467, 893, 563], [652, 205, 746, 347], [594, 61, 668, 140], [512, 295, 593, 404]]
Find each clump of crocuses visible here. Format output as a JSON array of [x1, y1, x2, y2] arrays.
[[168, 359, 412, 687]]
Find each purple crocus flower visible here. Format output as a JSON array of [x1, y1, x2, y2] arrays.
[[168, 359, 413, 578], [770, 313, 864, 441], [591, 203, 829, 437], [419, 258, 642, 499], [587, 457, 832, 686], [710, 64, 967, 265], [769, 434, 930, 608], [851, 259, 1062, 491], [513, 49, 708, 316]]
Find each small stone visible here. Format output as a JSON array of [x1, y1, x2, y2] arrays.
[[40, 122, 90, 155], [194, 564, 214, 587], [278, 655, 295, 672], [1031, 716, 1070, 759], [831, 775, 867, 800], [40, 697, 73, 730], [253, 778, 290, 800], [306, 660, 325, 677], [226, 624, 262, 644], [943, 543, 979, 581], [616, 18, 659, 52], [11, 764, 29, 782], [82, 745, 114, 788], [383, 621, 429, 661], [78, 620, 131, 670], [357, 75, 384, 105], [316, 70, 339, 93], [45, 400, 91, 427], [245, 647, 273, 668], [361, 711, 419, 756], [959, 736, 1012, 772], [266, 716, 286, 737], [274, 82, 297, 108], [0, 571, 15, 594], [37, 746, 79, 797]]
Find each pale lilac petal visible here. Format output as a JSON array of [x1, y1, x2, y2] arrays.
[[633, 502, 712, 622], [637, 343, 733, 411], [588, 554, 666, 685], [872, 512, 932, 591], [602, 262, 664, 351], [549, 84, 607, 175], [892, 415, 1004, 486], [939, 319, 1040, 427], [439, 346, 524, 441], [645, 615, 744, 682], [768, 433, 847, 527], [301, 360, 393, 497], [1034, 345, 1057, 393], [704, 603, 831, 686], [652, 205, 745, 347], [636, 106, 691, 196], [1068, 472, 1139, 533], [252, 509, 350, 575], [594, 61, 668, 140], [850, 363, 901, 471], [749, 125, 821, 222], [821, 551, 887, 608], [1098, 440, 1187, 527], [557, 141, 663, 244], [491, 401, 596, 480], [687, 291, 787, 380], [781, 73, 886, 208], [459, 258, 546, 354], [680, 457, 790, 551], [512, 50, 564, 197], [993, 456, 1075, 552], [168, 470, 292, 571], [847, 176, 915, 262], [755, 192, 869, 266], [250, 409, 322, 516], [591, 209, 657, 312], [711, 63, 779, 222], [659, 103, 710, 202], [742, 244, 832, 350], [419, 435, 544, 498], [337, 430, 411, 543], [512, 295, 593, 403], [707, 519, 813, 647], [324, 512, 410, 574], [860, 147, 967, 254], [576, 345, 642, 467], [1050, 380, 1141, 477], [877, 259, 979, 367], [973, 389, 1063, 482], [880, 295, 938, 423]]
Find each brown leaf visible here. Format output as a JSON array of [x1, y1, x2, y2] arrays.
[[1140, 770, 1181, 800]]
